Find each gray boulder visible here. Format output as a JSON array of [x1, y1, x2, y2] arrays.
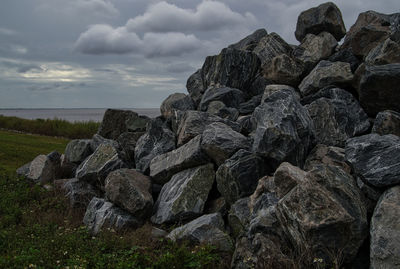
[[365, 38, 400, 66], [201, 122, 251, 166], [304, 144, 350, 173], [16, 162, 31, 177], [105, 169, 153, 219], [26, 151, 61, 184], [167, 213, 233, 252], [328, 47, 360, 72], [262, 54, 305, 87], [253, 33, 293, 68], [370, 186, 400, 269], [160, 93, 195, 119], [61, 178, 100, 208], [149, 135, 209, 185], [295, 2, 346, 42], [261, 84, 299, 103], [345, 134, 400, 188], [372, 110, 400, 136], [65, 139, 92, 164], [228, 29, 268, 51], [299, 60, 353, 97], [134, 118, 175, 174], [228, 197, 251, 238], [83, 197, 141, 235], [151, 164, 215, 224], [90, 134, 119, 152], [358, 63, 400, 116], [186, 69, 205, 107], [199, 87, 244, 111], [116, 131, 143, 166], [206, 101, 239, 121]]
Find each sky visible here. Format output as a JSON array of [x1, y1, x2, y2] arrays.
[[0, 0, 398, 108]]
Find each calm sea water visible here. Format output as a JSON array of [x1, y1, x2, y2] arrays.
[[0, 108, 160, 122]]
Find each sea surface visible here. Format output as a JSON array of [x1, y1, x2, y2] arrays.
[[0, 108, 160, 122]]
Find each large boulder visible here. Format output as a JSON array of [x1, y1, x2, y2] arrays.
[[262, 54, 306, 87], [365, 38, 400, 65], [251, 88, 315, 168], [167, 213, 233, 252], [305, 88, 370, 147], [201, 123, 251, 166], [295, 2, 346, 42], [253, 33, 293, 67], [201, 48, 260, 93], [160, 93, 195, 120], [65, 139, 92, 164], [228, 28, 268, 51], [83, 197, 141, 235], [298, 60, 353, 97], [199, 87, 244, 111], [61, 178, 100, 208], [216, 149, 270, 205], [370, 186, 400, 269], [25, 151, 61, 184], [151, 164, 215, 224], [75, 144, 126, 189], [345, 134, 400, 188], [89, 134, 119, 152], [105, 169, 153, 219], [97, 109, 149, 140], [372, 110, 400, 136], [134, 118, 175, 174], [149, 135, 209, 185], [186, 69, 205, 107], [358, 63, 400, 116]]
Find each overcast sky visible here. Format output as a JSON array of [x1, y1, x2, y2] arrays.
[[0, 0, 398, 108]]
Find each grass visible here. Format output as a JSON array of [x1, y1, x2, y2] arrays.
[[0, 115, 100, 139], [0, 130, 230, 268]]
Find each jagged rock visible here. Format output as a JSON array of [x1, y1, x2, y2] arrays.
[[304, 144, 350, 173], [134, 118, 175, 174], [277, 164, 368, 264], [370, 186, 400, 269], [65, 139, 92, 164], [236, 115, 254, 136], [216, 149, 269, 204], [201, 122, 251, 166], [201, 48, 260, 93], [89, 134, 119, 152], [248, 196, 279, 236], [25, 151, 61, 184], [116, 131, 143, 166], [151, 164, 215, 224], [206, 101, 239, 121], [261, 84, 299, 103], [83, 197, 141, 235], [149, 135, 209, 185], [186, 69, 205, 107], [298, 60, 353, 97], [199, 87, 244, 111], [76, 144, 126, 189], [97, 109, 149, 140], [105, 169, 153, 219], [391, 13, 400, 42], [358, 63, 400, 116], [345, 134, 400, 188], [176, 110, 240, 146], [228, 197, 251, 238], [251, 88, 315, 168], [342, 11, 392, 57], [253, 33, 293, 68], [238, 94, 262, 115], [263, 54, 305, 87], [228, 29, 268, 51], [160, 93, 195, 119], [365, 38, 400, 65], [167, 213, 233, 252], [356, 177, 383, 215], [305, 87, 370, 147], [372, 110, 400, 136], [61, 178, 100, 208], [294, 31, 337, 70], [328, 47, 360, 72], [295, 2, 346, 42]]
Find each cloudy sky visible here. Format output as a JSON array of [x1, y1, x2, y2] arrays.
[[0, 0, 398, 108]]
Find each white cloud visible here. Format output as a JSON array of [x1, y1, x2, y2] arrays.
[[0, 27, 18, 36]]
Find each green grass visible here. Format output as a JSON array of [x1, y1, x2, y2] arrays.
[[0, 130, 230, 268], [0, 115, 100, 139]]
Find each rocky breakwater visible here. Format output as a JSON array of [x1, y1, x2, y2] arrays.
[[18, 2, 400, 268]]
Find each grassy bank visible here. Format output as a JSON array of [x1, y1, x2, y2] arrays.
[[0, 115, 100, 139], [0, 130, 229, 268]]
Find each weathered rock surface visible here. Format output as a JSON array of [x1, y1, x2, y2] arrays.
[[83, 197, 141, 235], [105, 169, 153, 219], [238, 94, 262, 115], [299, 60, 353, 97], [345, 134, 400, 188], [370, 185, 400, 269], [216, 149, 269, 205], [358, 63, 400, 116], [65, 139, 92, 164], [328, 47, 360, 72], [295, 2, 346, 42], [304, 144, 350, 173], [26, 151, 61, 184], [372, 110, 400, 136], [253, 33, 293, 67], [134, 118, 175, 174], [149, 135, 209, 185], [167, 213, 233, 251], [151, 164, 215, 224], [186, 69, 205, 107], [160, 93, 195, 119], [206, 101, 239, 121], [90, 134, 119, 152], [305, 87, 370, 147], [261, 84, 299, 103], [199, 87, 244, 111], [228, 29, 268, 51], [61, 178, 100, 208], [262, 54, 305, 86], [76, 144, 126, 189], [201, 123, 251, 166], [116, 131, 143, 166], [228, 197, 251, 238], [365, 38, 400, 65], [16, 162, 31, 177], [251, 88, 315, 168]]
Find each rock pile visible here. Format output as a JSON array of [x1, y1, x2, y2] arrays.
[[18, 2, 400, 268]]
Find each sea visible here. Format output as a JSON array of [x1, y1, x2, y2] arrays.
[[0, 108, 160, 122]]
